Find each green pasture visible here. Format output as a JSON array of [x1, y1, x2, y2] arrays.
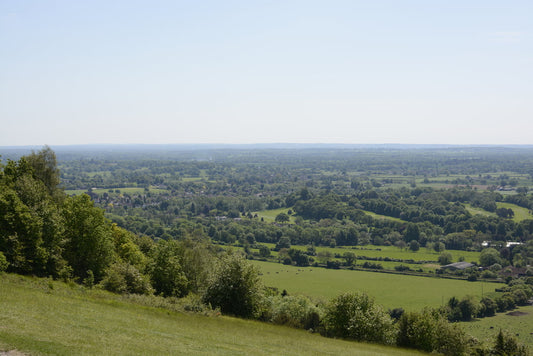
[[362, 210, 406, 223], [253, 208, 296, 223], [254, 260, 499, 311], [461, 305, 533, 348], [0, 274, 422, 356], [465, 204, 497, 217], [259, 243, 480, 264], [496, 202, 533, 222], [248, 246, 440, 273]]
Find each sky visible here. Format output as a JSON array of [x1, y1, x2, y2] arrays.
[[1, 0, 532, 146]]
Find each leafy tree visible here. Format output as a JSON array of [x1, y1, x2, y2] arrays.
[[148, 240, 189, 297], [409, 240, 420, 252], [0, 156, 66, 277], [203, 252, 263, 318], [342, 251, 356, 266], [323, 292, 395, 344], [479, 248, 502, 267], [258, 244, 271, 257], [404, 224, 420, 242], [438, 252, 453, 265], [62, 194, 115, 281], [275, 212, 290, 223], [433, 242, 445, 253], [25, 146, 61, 199], [493, 330, 528, 356], [275, 236, 291, 250], [397, 308, 468, 355]]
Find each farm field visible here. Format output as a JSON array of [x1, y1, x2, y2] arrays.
[[465, 204, 497, 217], [0, 274, 423, 356], [252, 208, 297, 223], [253, 260, 499, 311], [496, 202, 533, 222], [257, 243, 481, 264], [461, 305, 533, 348], [361, 210, 406, 223]]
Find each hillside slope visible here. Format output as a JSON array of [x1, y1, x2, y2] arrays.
[[0, 274, 424, 356]]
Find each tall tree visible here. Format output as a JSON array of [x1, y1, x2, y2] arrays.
[[62, 194, 115, 281]]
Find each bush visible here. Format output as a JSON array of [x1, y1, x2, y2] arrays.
[[394, 265, 411, 272], [481, 269, 497, 279], [492, 330, 529, 356], [268, 295, 322, 330], [203, 252, 263, 318], [322, 292, 396, 345], [438, 252, 453, 265], [397, 308, 469, 355], [100, 262, 153, 295], [479, 297, 497, 317]]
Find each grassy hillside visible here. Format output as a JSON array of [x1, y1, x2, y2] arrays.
[[461, 305, 533, 348], [0, 274, 424, 356]]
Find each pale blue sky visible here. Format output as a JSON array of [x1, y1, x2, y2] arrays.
[[1, 1, 532, 146]]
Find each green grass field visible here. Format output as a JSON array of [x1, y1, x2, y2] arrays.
[[0, 274, 424, 356], [465, 204, 497, 218], [461, 305, 533, 348], [259, 243, 480, 264], [253, 260, 499, 311], [253, 208, 297, 223], [496, 202, 533, 222]]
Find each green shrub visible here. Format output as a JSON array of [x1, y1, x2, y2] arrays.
[[100, 262, 153, 295], [203, 252, 263, 318], [397, 308, 468, 355], [268, 295, 322, 330], [492, 330, 529, 356], [322, 292, 395, 345]]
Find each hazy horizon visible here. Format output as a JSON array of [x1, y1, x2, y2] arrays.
[[1, 1, 532, 146]]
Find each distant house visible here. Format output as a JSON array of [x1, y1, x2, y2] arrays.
[[506, 242, 522, 248], [441, 262, 475, 270]]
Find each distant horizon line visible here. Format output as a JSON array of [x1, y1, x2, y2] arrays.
[[2, 142, 533, 150]]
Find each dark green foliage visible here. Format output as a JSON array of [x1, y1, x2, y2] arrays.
[[439, 252, 453, 265], [480, 248, 502, 267], [409, 240, 420, 252], [0, 155, 66, 277], [148, 240, 189, 297], [479, 297, 497, 317], [322, 292, 396, 345], [100, 262, 153, 295], [492, 330, 529, 356], [397, 308, 468, 355], [268, 295, 321, 330], [275, 212, 290, 223], [342, 251, 356, 266], [275, 236, 291, 250], [25, 146, 61, 199], [62, 194, 115, 281], [258, 244, 271, 257], [203, 252, 263, 318]]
